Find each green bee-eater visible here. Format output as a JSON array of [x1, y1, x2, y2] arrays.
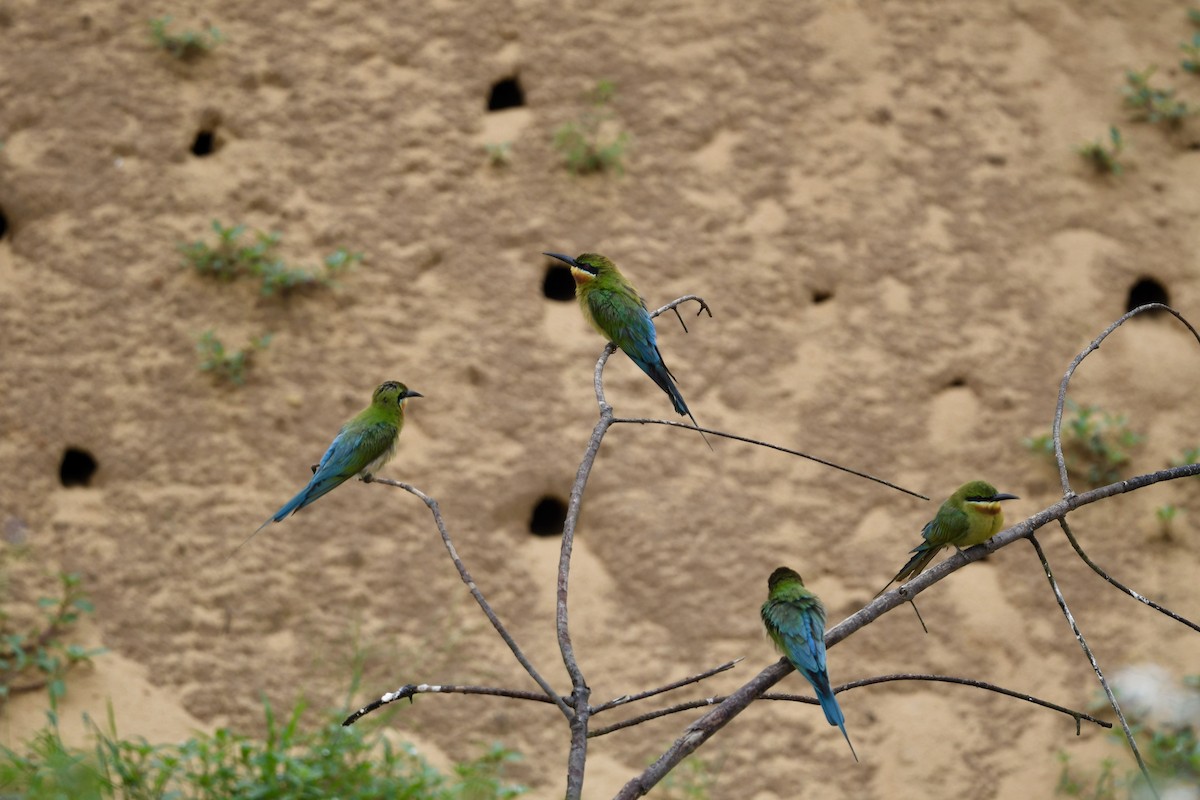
[[543, 252, 708, 444], [256, 380, 422, 532], [877, 480, 1019, 595], [761, 566, 858, 761]]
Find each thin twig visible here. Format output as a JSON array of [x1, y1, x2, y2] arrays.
[[343, 682, 562, 726], [1028, 534, 1159, 800], [1060, 518, 1200, 633], [1051, 303, 1200, 495], [612, 418, 928, 500], [373, 479, 572, 718], [591, 658, 744, 714], [592, 672, 1109, 738]]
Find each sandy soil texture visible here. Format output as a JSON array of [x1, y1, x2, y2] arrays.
[[2, 1, 1200, 797]]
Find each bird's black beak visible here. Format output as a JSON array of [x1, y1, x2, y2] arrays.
[[992, 493, 1019, 502], [543, 252, 577, 268], [403, 390, 423, 399]]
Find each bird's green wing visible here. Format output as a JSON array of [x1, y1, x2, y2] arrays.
[[921, 505, 969, 548]]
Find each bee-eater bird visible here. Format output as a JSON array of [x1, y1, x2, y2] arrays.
[[542, 251, 709, 447], [244, 381, 421, 546], [761, 566, 858, 761], [876, 480, 1019, 596]]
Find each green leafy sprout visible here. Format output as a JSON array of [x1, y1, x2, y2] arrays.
[[196, 330, 272, 387], [1122, 67, 1193, 126], [553, 80, 631, 175], [180, 220, 363, 297], [148, 16, 223, 60], [1077, 126, 1125, 175], [0, 552, 103, 707], [1025, 401, 1143, 488]]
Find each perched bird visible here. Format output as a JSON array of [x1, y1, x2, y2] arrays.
[[238, 381, 422, 553], [761, 566, 858, 761], [876, 480, 1019, 596], [543, 251, 709, 446]]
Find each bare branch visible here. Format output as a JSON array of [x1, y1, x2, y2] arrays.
[[612, 418, 928, 500], [593, 672, 1109, 739], [1059, 518, 1200, 633], [343, 682, 563, 726], [1052, 304, 1200, 495], [373, 479, 571, 718], [648, 294, 711, 322], [591, 658, 744, 715], [1028, 534, 1159, 800]]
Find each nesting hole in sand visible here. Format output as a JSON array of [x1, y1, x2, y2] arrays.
[[0, 205, 8, 241], [1126, 277, 1169, 313], [529, 495, 567, 536], [488, 77, 524, 111], [59, 448, 97, 487], [811, 289, 833, 304], [191, 128, 218, 157], [947, 376, 966, 388], [542, 264, 575, 301]]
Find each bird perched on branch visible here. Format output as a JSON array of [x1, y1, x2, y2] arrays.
[[543, 251, 708, 446], [761, 566, 858, 761], [241, 381, 422, 550], [876, 479, 1019, 596]]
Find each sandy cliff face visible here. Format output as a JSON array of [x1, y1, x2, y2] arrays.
[[2, 1, 1199, 797]]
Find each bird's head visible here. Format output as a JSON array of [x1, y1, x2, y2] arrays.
[[543, 252, 616, 286], [955, 480, 1019, 516], [373, 381, 423, 409], [767, 566, 804, 591]]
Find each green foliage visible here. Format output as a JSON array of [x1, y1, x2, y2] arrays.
[[1183, 33, 1200, 74], [658, 756, 717, 799], [1155, 504, 1178, 537], [1122, 67, 1193, 125], [180, 221, 363, 298], [0, 698, 525, 799], [196, 330, 272, 387], [1191, 8, 1200, 27], [1172, 447, 1200, 472], [553, 80, 630, 175], [484, 142, 512, 168], [1056, 752, 1118, 799], [148, 16, 222, 60], [1077, 126, 1125, 175], [0, 554, 103, 706], [1025, 401, 1143, 488]]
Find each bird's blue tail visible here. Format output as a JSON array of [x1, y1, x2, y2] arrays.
[[812, 678, 858, 762], [630, 350, 712, 450]]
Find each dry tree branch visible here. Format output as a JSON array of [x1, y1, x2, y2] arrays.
[[1028, 534, 1159, 800], [591, 672, 1110, 738], [1059, 518, 1200, 632], [369, 478, 572, 719], [343, 682, 562, 725], [591, 658, 744, 715]]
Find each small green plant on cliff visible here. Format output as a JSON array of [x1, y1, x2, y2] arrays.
[[196, 330, 271, 387], [1123, 67, 1193, 126], [1183, 33, 1200, 74], [0, 549, 102, 706], [553, 80, 630, 175], [180, 220, 362, 297], [148, 16, 222, 60], [1077, 126, 1125, 175], [1025, 401, 1142, 488], [0, 697, 525, 799]]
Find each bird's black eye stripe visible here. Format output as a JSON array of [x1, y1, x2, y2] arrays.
[[966, 495, 988, 502]]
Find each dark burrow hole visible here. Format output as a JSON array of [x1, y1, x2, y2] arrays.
[[60, 447, 98, 487], [191, 129, 217, 157], [1126, 276, 1169, 313], [529, 495, 568, 536], [947, 376, 966, 388], [0, 205, 8, 241], [812, 289, 833, 304], [543, 264, 575, 301], [488, 77, 524, 111]]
